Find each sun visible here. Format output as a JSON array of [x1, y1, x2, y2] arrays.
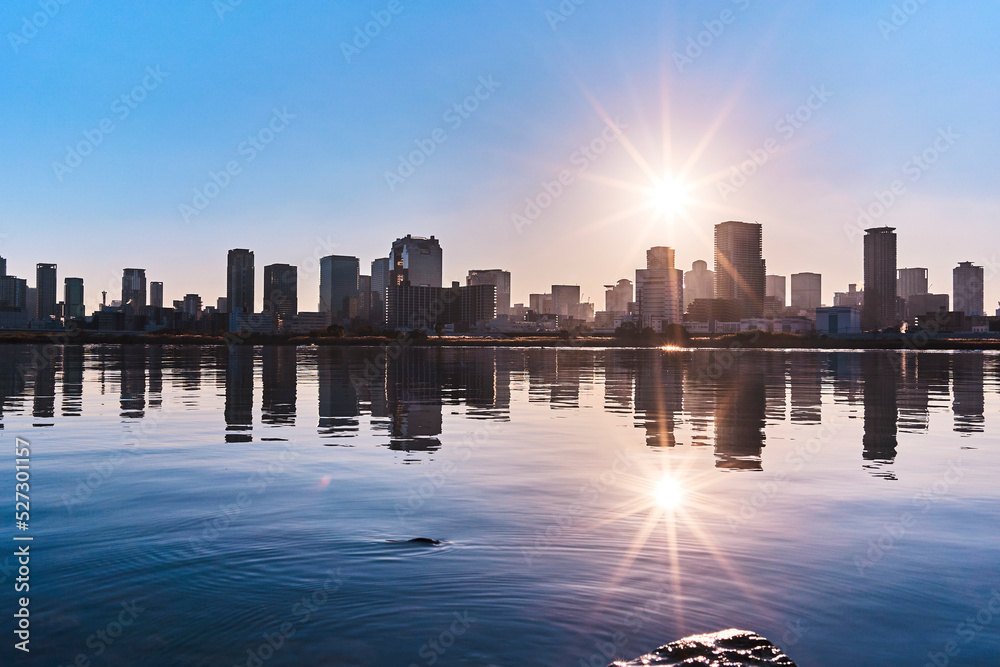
[[653, 475, 685, 510], [648, 175, 692, 219]]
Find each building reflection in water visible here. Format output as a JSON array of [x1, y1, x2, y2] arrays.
[[952, 352, 985, 435], [789, 352, 822, 424], [120, 346, 146, 420], [712, 353, 767, 470], [262, 346, 297, 426], [61, 345, 84, 417], [861, 352, 899, 479], [317, 347, 360, 439], [634, 350, 683, 447], [385, 349, 442, 453], [32, 346, 58, 422], [224, 346, 254, 443]]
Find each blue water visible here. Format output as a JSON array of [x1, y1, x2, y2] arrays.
[[1, 345, 998, 666]]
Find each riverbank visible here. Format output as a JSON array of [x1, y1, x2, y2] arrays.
[[2, 330, 999, 350]]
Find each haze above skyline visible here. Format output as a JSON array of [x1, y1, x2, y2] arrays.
[[3, 1, 998, 313]]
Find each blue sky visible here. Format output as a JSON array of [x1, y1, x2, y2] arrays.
[[2, 0, 998, 312]]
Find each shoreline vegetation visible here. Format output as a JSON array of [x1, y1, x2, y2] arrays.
[[2, 329, 999, 350]]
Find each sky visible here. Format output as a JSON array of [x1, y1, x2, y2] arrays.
[[2, 0, 999, 314]]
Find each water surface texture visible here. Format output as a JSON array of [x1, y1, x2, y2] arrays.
[[1, 345, 998, 666]]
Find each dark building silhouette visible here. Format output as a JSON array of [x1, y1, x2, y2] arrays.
[[122, 268, 147, 313], [150, 281, 164, 309], [227, 249, 255, 317], [320, 255, 360, 323], [714, 221, 766, 318], [862, 227, 897, 331], [64, 277, 85, 320], [35, 263, 58, 321], [390, 235, 442, 288], [263, 263, 298, 321], [953, 261, 985, 317]]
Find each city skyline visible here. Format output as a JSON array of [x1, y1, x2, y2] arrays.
[[3, 3, 998, 315]]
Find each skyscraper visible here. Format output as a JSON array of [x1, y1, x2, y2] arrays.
[[0, 256, 6, 277], [64, 278, 85, 319], [714, 221, 766, 318], [371, 257, 391, 327], [684, 260, 714, 311], [122, 268, 147, 313], [766, 275, 787, 307], [319, 255, 360, 322], [263, 263, 298, 320], [389, 235, 442, 287], [467, 269, 511, 316], [953, 261, 984, 316], [862, 227, 898, 331], [636, 246, 684, 331], [150, 282, 164, 309], [35, 263, 58, 321], [791, 272, 822, 310], [897, 268, 929, 302], [227, 249, 255, 315]]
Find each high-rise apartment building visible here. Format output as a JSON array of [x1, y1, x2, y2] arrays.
[[953, 261, 984, 316], [36, 263, 58, 321], [150, 282, 164, 309], [636, 246, 683, 330], [64, 278, 85, 319], [684, 260, 715, 311], [897, 268, 928, 302], [263, 263, 298, 320], [227, 249, 255, 315], [319, 255, 360, 322], [371, 257, 391, 327], [467, 269, 511, 317], [791, 272, 822, 310], [714, 221, 766, 318], [862, 227, 897, 331], [122, 268, 147, 313], [389, 235, 442, 287]]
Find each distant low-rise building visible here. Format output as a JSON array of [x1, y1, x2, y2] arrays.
[[816, 307, 861, 335]]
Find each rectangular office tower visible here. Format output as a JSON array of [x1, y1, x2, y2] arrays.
[[467, 269, 511, 316], [714, 221, 766, 318], [862, 227, 897, 331], [150, 282, 164, 309], [263, 263, 298, 320], [636, 246, 684, 330], [319, 255, 360, 322], [953, 261, 984, 316], [897, 267, 928, 301], [227, 249, 255, 315], [122, 268, 147, 313], [684, 261, 714, 311], [791, 272, 822, 310], [389, 235, 442, 287], [64, 278, 85, 319], [35, 263, 58, 321]]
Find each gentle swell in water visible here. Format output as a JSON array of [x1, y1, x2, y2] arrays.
[[611, 628, 798, 666]]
